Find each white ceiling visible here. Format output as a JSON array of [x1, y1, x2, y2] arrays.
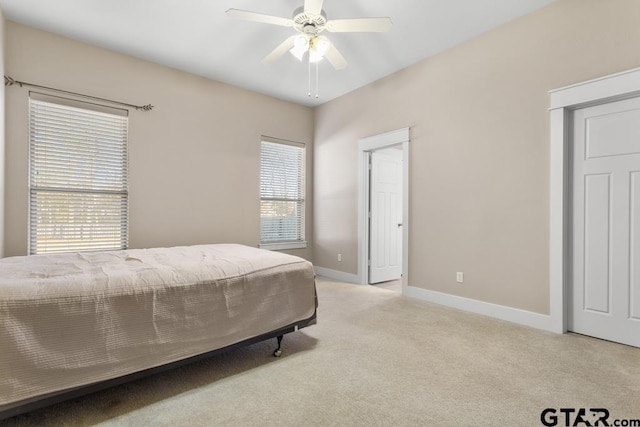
[[0, 0, 557, 107]]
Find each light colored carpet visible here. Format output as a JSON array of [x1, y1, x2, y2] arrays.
[[2, 277, 639, 426], [371, 279, 401, 293]]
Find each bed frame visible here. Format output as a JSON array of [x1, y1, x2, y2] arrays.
[[0, 308, 316, 420]]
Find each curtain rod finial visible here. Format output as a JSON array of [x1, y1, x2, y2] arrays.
[[4, 75, 15, 87]]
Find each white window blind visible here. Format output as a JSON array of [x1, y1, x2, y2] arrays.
[[260, 139, 305, 247], [29, 94, 129, 255]]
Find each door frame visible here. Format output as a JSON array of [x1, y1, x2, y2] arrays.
[[357, 128, 410, 289], [549, 67, 640, 333]]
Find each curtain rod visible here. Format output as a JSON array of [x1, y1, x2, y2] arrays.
[[4, 75, 153, 111]]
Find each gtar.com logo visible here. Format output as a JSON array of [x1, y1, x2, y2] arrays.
[[541, 408, 610, 426], [541, 408, 640, 427]]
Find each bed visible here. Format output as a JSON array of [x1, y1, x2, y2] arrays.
[[0, 243, 317, 419]]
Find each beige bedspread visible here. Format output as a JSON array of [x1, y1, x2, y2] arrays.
[[0, 244, 316, 408]]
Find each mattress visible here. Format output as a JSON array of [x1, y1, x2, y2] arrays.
[[0, 244, 316, 409]]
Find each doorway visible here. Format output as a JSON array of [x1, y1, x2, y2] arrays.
[[358, 128, 409, 293], [569, 96, 640, 347], [549, 66, 640, 347], [369, 147, 403, 288]]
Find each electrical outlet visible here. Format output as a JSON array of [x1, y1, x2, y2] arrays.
[[456, 272, 464, 283], [338, 253, 342, 262]]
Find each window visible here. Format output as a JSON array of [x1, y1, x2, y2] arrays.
[[260, 138, 306, 250], [29, 93, 129, 254]]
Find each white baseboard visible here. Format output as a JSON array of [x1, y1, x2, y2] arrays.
[[404, 286, 555, 333], [314, 266, 360, 284]]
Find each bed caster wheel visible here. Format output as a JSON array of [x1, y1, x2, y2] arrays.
[[273, 335, 283, 357]]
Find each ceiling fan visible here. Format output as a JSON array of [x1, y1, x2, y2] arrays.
[[226, 0, 392, 70]]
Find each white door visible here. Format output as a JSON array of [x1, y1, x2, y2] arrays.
[[369, 148, 402, 284], [571, 96, 640, 347]]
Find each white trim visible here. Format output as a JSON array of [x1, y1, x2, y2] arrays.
[[405, 286, 554, 332], [260, 241, 307, 251], [314, 266, 360, 284], [261, 135, 305, 148], [549, 67, 640, 110], [357, 128, 410, 289], [549, 67, 640, 334], [548, 108, 568, 334], [357, 150, 367, 285], [358, 128, 409, 151]]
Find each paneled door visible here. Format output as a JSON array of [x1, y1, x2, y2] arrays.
[[571, 96, 640, 347], [369, 148, 403, 284]]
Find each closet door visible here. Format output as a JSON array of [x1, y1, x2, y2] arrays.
[[570, 96, 640, 347]]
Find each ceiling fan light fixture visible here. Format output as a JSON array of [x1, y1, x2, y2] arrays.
[[289, 35, 309, 61], [309, 36, 331, 63]]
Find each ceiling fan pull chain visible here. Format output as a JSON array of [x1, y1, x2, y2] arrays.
[[315, 61, 319, 99], [307, 57, 312, 97]]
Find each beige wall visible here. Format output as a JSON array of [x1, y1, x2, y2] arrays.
[[313, 0, 640, 314], [3, 22, 314, 259]]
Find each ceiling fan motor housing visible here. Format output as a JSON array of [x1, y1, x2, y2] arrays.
[[292, 6, 327, 35]]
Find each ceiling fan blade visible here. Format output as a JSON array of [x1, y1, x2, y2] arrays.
[[325, 17, 392, 33], [304, 0, 324, 15], [226, 9, 294, 27], [262, 36, 298, 64], [324, 44, 347, 70]]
